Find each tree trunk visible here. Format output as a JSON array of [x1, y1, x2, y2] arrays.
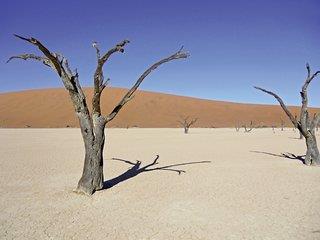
[[305, 134, 320, 166], [76, 117, 106, 195], [184, 127, 189, 134]]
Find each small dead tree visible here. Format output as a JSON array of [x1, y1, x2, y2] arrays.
[[178, 116, 197, 134], [255, 64, 320, 166], [235, 123, 240, 132], [242, 121, 254, 133], [8, 35, 189, 194], [280, 119, 284, 131], [271, 125, 276, 133]]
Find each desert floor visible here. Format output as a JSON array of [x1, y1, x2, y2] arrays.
[[1, 128, 320, 240]]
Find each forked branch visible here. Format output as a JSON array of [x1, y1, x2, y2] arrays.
[[9, 35, 82, 93], [92, 40, 130, 115], [8, 35, 90, 134]]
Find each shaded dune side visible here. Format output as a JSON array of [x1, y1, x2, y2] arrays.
[[0, 88, 318, 128]]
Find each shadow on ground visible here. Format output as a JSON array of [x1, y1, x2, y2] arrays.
[[103, 155, 211, 189], [251, 151, 305, 164]]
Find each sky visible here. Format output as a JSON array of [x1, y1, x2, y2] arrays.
[[1, 0, 320, 106]]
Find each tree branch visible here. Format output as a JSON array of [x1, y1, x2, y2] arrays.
[[13, 34, 64, 77], [105, 47, 189, 123], [300, 64, 320, 134], [92, 40, 130, 116], [11, 35, 91, 131], [254, 86, 298, 128], [187, 118, 198, 127], [6, 54, 52, 67]]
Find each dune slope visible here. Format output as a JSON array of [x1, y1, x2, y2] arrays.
[[0, 88, 317, 128]]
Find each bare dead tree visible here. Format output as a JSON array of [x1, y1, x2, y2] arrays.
[[178, 116, 198, 134], [235, 123, 240, 132], [271, 125, 276, 133], [242, 121, 254, 133], [280, 119, 284, 131], [8, 35, 189, 194], [255, 63, 320, 166]]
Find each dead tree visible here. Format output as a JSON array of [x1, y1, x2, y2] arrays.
[[255, 64, 320, 166], [280, 119, 284, 131], [8, 35, 189, 194], [178, 116, 197, 134], [242, 121, 254, 133], [235, 123, 240, 132], [271, 125, 276, 133]]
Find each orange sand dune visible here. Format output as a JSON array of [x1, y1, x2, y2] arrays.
[[0, 88, 318, 128]]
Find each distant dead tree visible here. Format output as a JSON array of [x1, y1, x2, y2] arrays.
[[255, 64, 320, 166], [271, 125, 276, 133], [280, 119, 284, 131], [8, 34, 189, 194], [242, 121, 254, 133], [235, 123, 240, 132], [178, 116, 197, 134]]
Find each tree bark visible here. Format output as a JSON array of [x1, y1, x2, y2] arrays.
[[305, 133, 320, 166], [76, 116, 106, 194]]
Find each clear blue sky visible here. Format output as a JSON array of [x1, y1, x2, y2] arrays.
[[1, 0, 320, 106]]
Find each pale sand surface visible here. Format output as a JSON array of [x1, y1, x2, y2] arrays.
[[1, 128, 320, 240]]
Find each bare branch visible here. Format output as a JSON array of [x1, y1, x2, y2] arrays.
[[13, 34, 63, 76], [300, 64, 320, 134], [62, 57, 74, 77], [106, 48, 189, 123], [6, 54, 51, 67], [306, 63, 311, 78], [254, 86, 298, 128], [187, 118, 198, 127], [92, 42, 100, 60], [92, 40, 130, 116], [12, 35, 90, 124]]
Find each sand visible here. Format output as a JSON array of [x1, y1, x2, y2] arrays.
[[1, 88, 318, 128], [1, 128, 320, 239]]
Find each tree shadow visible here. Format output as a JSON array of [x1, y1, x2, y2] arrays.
[[250, 150, 305, 164], [103, 155, 211, 189]]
